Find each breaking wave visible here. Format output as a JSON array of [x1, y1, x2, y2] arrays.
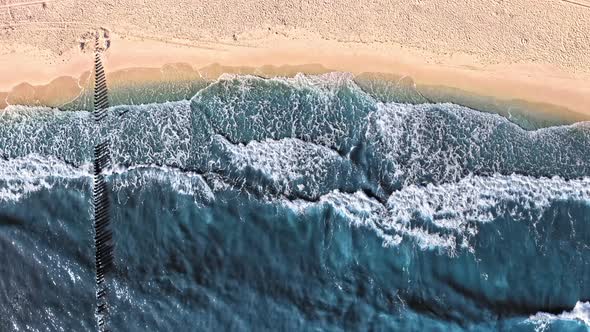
[[1, 73, 589, 331]]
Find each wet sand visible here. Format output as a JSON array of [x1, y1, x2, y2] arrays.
[[1, 36, 589, 125]]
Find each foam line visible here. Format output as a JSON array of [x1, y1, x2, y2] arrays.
[[528, 301, 590, 330]]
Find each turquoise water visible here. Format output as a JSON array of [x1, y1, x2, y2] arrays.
[[0, 73, 589, 331]]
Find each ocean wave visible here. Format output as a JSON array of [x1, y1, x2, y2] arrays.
[[0, 155, 213, 204], [269, 173, 590, 253], [106, 164, 214, 204], [0, 155, 91, 202], [217, 72, 361, 92], [191, 73, 590, 190], [367, 102, 590, 190], [190, 72, 375, 154], [2, 73, 590, 331], [2, 152, 589, 254], [208, 134, 368, 200], [2, 74, 589, 185], [386, 173, 590, 228], [1, 73, 589, 253], [107, 101, 192, 167], [0, 106, 95, 165], [528, 301, 590, 331]]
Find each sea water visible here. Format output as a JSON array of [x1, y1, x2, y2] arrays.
[[0, 73, 589, 331]]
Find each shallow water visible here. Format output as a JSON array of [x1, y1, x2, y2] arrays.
[[0, 73, 589, 331]]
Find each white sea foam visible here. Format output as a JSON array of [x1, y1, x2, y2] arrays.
[[3, 152, 589, 253], [215, 72, 361, 93], [367, 102, 590, 187], [0, 154, 214, 204], [386, 173, 590, 230], [0, 155, 91, 202], [280, 189, 458, 251], [2, 78, 590, 253], [106, 100, 192, 168], [528, 301, 590, 331], [280, 174, 590, 253], [212, 134, 353, 198], [107, 164, 214, 203], [192, 72, 374, 152]]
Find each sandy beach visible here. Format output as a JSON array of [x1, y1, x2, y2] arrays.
[[1, 0, 590, 121]]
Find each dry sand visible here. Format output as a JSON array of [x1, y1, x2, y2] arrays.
[[1, 0, 590, 120]]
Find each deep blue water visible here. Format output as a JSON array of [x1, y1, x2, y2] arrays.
[[0, 73, 589, 331]]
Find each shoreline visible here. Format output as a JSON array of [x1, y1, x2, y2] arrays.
[[2, 35, 590, 124]]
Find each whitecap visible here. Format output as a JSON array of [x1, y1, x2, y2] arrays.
[[528, 301, 590, 331], [0, 155, 91, 202]]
